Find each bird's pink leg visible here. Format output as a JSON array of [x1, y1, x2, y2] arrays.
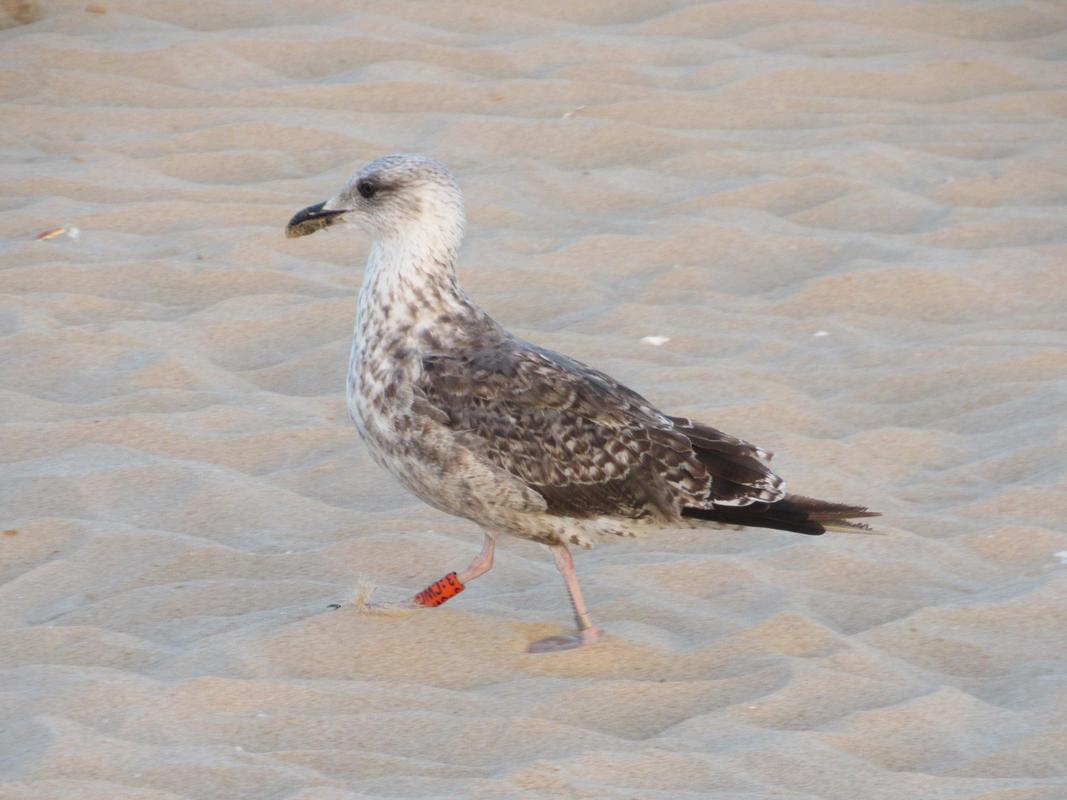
[[343, 534, 495, 611], [456, 533, 496, 584], [410, 533, 495, 607], [528, 543, 603, 653]]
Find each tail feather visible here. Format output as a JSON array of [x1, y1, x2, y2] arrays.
[[682, 493, 879, 536]]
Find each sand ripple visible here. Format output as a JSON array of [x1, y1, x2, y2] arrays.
[[2, 1, 1066, 798]]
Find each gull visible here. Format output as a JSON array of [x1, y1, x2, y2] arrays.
[[287, 155, 878, 652]]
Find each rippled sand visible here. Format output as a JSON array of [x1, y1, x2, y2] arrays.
[[2, 2, 1066, 799]]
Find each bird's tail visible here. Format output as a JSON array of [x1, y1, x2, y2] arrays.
[[682, 494, 880, 536]]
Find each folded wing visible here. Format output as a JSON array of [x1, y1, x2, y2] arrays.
[[415, 339, 786, 521]]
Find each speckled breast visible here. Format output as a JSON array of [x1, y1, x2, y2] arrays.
[[345, 336, 464, 517]]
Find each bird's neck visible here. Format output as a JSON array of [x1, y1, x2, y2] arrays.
[[345, 224, 500, 429], [353, 228, 495, 363], [360, 233, 466, 321]]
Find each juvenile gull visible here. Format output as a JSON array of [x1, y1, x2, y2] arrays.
[[287, 155, 878, 652]]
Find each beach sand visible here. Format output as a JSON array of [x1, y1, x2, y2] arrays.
[[2, 1, 1066, 798]]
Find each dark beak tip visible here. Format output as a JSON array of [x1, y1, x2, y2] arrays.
[[286, 201, 342, 239]]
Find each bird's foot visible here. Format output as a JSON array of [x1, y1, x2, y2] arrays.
[[333, 596, 420, 617], [326, 572, 464, 614], [326, 583, 418, 615], [527, 626, 602, 653], [362, 597, 419, 613]]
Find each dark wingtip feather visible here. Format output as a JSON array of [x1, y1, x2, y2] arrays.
[[683, 493, 880, 536], [785, 494, 880, 521]]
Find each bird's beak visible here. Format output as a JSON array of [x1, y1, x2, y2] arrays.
[[286, 201, 346, 238]]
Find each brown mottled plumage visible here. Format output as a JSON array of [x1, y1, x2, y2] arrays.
[[287, 155, 878, 651]]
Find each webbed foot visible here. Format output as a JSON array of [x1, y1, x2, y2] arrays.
[[527, 626, 602, 653]]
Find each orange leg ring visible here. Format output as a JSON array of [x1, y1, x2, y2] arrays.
[[413, 572, 465, 607]]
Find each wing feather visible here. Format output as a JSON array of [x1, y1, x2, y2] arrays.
[[416, 339, 783, 519], [669, 417, 786, 505]]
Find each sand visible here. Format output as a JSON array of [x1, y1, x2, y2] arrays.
[[2, 1, 1066, 798]]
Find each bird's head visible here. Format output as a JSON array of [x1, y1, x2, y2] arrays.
[[286, 154, 465, 248]]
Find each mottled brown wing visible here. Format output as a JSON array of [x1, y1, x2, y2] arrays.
[[415, 339, 783, 519], [669, 416, 786, 505]]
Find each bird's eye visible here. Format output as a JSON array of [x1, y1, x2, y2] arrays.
[[357, 179, 377, 199]]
